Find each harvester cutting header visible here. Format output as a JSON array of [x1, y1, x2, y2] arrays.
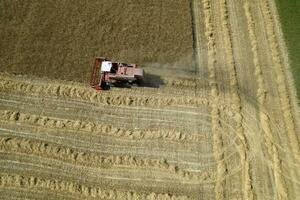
[[90, 57, 144, 90]]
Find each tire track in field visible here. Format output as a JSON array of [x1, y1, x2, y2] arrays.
[[0, 172, 190, 200], [243, 2, 288, 199], [196, 0, 228, 199], [219, 0, 253, 199]]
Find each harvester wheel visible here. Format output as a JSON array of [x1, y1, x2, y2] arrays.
[[101, 82, 111, 90]]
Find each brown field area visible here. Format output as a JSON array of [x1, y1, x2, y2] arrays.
[[0, 0, 300, 199]]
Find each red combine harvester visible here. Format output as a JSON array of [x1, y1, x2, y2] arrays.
[[90, 57, 144, 90]]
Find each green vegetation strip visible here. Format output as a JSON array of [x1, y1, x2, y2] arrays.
[[275, 0, 300, 101]]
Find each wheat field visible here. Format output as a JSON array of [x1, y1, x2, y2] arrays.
[[0, 0, 299, 199]]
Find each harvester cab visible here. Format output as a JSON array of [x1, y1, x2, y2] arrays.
[[90, 57, 144, 90]]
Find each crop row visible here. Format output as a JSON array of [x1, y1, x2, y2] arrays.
[[0, 110, 205, 143], [0, 173, 190, 200], [0, 135, 210, 182], [201, 0, 227, 199], [243, 2, 288, 199], [0, 74, 209, 108], [0, 136, 167, 169], [219, 0, 254, 199]]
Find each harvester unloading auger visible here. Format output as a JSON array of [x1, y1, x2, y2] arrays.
[[90, 57, 144, 90]]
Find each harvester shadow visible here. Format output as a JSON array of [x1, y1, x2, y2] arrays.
[[139, 73, 164, 88]]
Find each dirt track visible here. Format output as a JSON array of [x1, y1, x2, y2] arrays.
[[0, 0, 300, 199]]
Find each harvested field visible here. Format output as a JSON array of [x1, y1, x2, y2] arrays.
[[0, 0, 300, 199]]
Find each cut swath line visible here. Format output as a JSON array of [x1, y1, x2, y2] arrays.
[[219, 0, 254, 199], [0, 172, 190, 200], [197, 0, 228, 199], [260, 0, 300, 161], [0, 76, 209, 109], [0, 110, 207, 143], [243, 2, 288, 199]]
